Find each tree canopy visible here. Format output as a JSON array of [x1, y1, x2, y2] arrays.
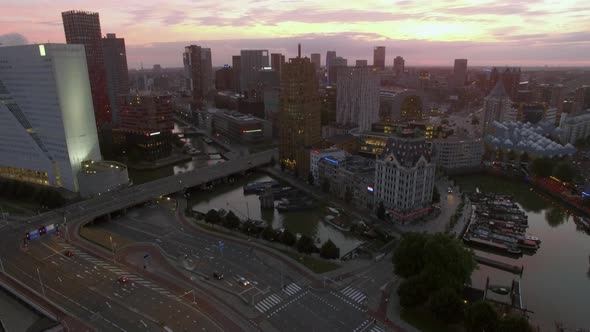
[[531, 157, 554, 178], [320, 239, 340, 259], [280, 230, 297, 247], [204, 209, 222, 224], [296, 235, 317, 254], [553, 162, 575, 182], [464, 301, 498, 332], [223, 211, 240, 229]]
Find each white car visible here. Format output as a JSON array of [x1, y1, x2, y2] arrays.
[[238, 277, 250, 286]]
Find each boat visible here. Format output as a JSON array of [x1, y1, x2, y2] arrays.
[[507, 246, 522, 254], [187, 148, 201, 156], [243, 181, 279, 194], [573, 216, 590, 230], [203, 138, 213, 144], [489, 286, 510, 295], [322, 215, 351, 232], [517, 239, 539, 250], [276, 198, 315, 212]]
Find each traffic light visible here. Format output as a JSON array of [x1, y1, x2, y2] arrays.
[[39, 227, 46, 235], [25, 232, 30, 240]]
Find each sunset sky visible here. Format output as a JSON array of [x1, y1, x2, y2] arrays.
[[1, 0, 589, 68]]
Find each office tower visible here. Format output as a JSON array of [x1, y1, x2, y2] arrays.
[[574, 85, 590, 112], [201, 48, 213, 96], [232, 55, 241, 93], [0, 44, 101, 192], [356, 60, 368, 67], [374, 131, 435, 220], [483, 80, 513, 134], [215, 66, 234, 91], [328, 56, 348, 85], [240, 50, 269, 95], [336, 66, 380, 131], [183, 45, 207, 109], [393, 56, 405, 76], [311, 53, 321, 70], [453, 59, 468, 87], [271, 53, 285, 73], [119, 92, 173, 161], [102, 33, 129, 125], [279, 53, 321, 178], [373, 46, 386, 70], [489, 67, 521, 100], [62, 10, 111, 125], [326, 50, 337, 85]]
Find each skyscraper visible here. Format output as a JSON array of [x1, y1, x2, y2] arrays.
[[279, 52, 321, 177], [326, 50, 337, 85], [232, 55, 241, 93], [270, 53, 285, 73], [355, 60, 368, 67], [0, 44, 101, 192], [453, 59, 468, 87], [310, 53, 321, 70], [373, 46, 386, 70], [574, 85, 590, 112], [240, 50, 269, 95], [62, 10, 111, 126], [336, 66, 380, 131], [483, 80, 513, 134], [102, 33, 129, 125], [393, 56, 405, 76], [328, 56, 348, 85], [489, 67, 521, 100], [200, 48, 213, 96], [183, 45, 204, 109]]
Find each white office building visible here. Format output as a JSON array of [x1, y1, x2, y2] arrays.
[[560, 110, 590, 144], [0, 44, 101, 192], [336, 66, 380, 131], [433, 136, 483, 171], [374, 131, 435, 221]]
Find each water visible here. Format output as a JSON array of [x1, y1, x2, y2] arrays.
[[128, 122, 225, 184], [189, 174, 364, 255], [454, 175, 590, 331]]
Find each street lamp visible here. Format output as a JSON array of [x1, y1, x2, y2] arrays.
[[109, 235, 116, 263]]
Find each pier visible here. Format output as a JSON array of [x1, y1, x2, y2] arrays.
[[475, 255, 523, 275]]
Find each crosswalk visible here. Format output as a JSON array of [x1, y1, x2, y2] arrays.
[[341, 286, 366, 303], [353, 319, 387, 332], [255, 283, 303, 313], [282, 283, 302, 296]]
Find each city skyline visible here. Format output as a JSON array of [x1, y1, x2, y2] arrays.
[[1, 0, 589, 68]]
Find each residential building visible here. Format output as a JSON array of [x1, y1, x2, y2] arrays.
[[336, 66, 380, 131], [452, 59, 468, 88], [279, 54, 321, 177], [62, 10, 111, 125], [271, 53, 285, 73], [310, 148, 346, 186], [374, 130, 435, 221], [318, 156, 375, 210], [0, 44, 101, 192], [574, 85, 590, 113], [432, 136, 483, 172], [560, 110, 590, 144], [373, 46, 385, 70], [119, 92, 174, 161], [393, 56, 405, 76], [240, 50, 269, 94], [211, 110, 271, 144], [310, 53, 321, 70], [102, 33, 129, 125], [328, 56, 348, 85], [183, 45, 204, 109], [215, 65, 234, 91], [483, 80, 513, 134], [355, 60, 368, 67], [200, 48, 214, 96]]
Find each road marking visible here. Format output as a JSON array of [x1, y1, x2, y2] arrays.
[[140, 320, 147, 328], [75, 274, 82, 278], [51, 260, 58, 265], [57, 277, 62, 282], [113, 292, 122, 298], [105, 301, 111, 309]]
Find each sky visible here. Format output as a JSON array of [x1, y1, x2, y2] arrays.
[[1, 0, 589, 68]]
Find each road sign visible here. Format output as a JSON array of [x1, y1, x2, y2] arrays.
[[45, 224, 56, 234], [29, 229, 40, 240], [218, 241, 224, 248]]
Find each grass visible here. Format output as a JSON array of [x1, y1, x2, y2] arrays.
[[79, 226, 133, 252], [400, 308, 456, 332]]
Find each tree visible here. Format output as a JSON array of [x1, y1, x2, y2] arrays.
[[432, 187, 440, 203], [223, 211, 240, 229], [507, 150, 516, 161], [321, 179, 330, 193], [376, 201, 386, 220], [262, 226, 276, 241], [553, 162, 575, 182], [307, 173, 314, 186], [531, 157, 554, 178], [280, 230, 297, 246], [498, 314, 534, 332], [296, 235, 316, 254], [393, 232, 428, 278], [204, 209, 221, 224], [429, 287, 464, 323], [464, 301, 499, 332], [397, 275, 429, 307], [320, 239, 340, 259]]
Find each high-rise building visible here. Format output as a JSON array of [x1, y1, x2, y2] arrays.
[[326, 50, 337, 85], [489, 67, 521, 100], [311, 53, 321, 70], [0, 44, 101, 192], [355, 60, 368, 67], [240, 50, 269, 95], [336, 66, 380, 131], [393, 56, 405, 76], [452, 59, 468, 88], [62, 10, 111, 126], [183, 45, 203, 109], [200, 48, 213, 96], [215, 66, 234, 91], [119, 92, 174, 161], [483, 80, 513, 134], [270, 53, 285, 73], [374, 130, 435, 220], [279, 53, 321, 177], [232, 55, 241, 93], [574, 85, 590, 113], [102, 33, 129, 125], [328, 56, 348, 85], [373, 46, 386, 70]]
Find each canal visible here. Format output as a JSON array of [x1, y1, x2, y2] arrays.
[[189, 173, 364, 256], [128, 122, 225, 184], [454, 174, 590, 330]]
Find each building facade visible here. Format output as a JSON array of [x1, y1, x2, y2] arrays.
[[574, 85, 590, 113], [336, 66, 380, 131], [452, 59, 468, 88], [326, 51, 336, 85], [489, 67, 521, 100], [310, 148, 346, 186], [102, 33, 129, 125], [310, 53, 321, 70], [560, 110, 590, 144], [215, 66, 234, 91], [232, 55, 241, 93], [318, 156, 375, 210], [0, 44, 102, 192], [270, 53, 285, 73], [483, 80, 513, 134], [393, 56, 405, 76], [432, 137, 483, 172], [211, 110, 271, 144], [373, 46, 386, 70], [62, 10, 111, 126], [374, 131, 435, 220], [240, 50, 269, 94], [183, 45, 204, 109], [355, 60, 368, 67]]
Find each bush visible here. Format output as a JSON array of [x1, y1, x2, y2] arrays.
[[464, 301, 498, 332], [429, 287, 464, 323], [319, 239, 340, 259], [280, 230, 296, 246], [223, 211, 240, 229], [296, 235, 316, 254], [205, 209, 221, 224], [262, 226, 276, 241]]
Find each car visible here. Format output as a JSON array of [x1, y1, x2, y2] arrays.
[[65, 250, 74, 257], [447, 187, 453, 193], [238, 277, 250, 286], [213, 272, 223, 280], [118, 276, 129, 284]]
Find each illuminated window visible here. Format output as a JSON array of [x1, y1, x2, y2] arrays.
[[39, 45, 46, 56]]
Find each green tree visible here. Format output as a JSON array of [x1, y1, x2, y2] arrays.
[[576, 138, 587, 147], [531, 157, 554, 178], [429, 287, 464, 323], [553, 162, 575, 182], [296, 235, 316, 254], [464, 301, 499, 332], [280, 230, 297, 246], [376, 201, 386, 220], [498, 314, 534, 332], [393, 232, 428, 278], [223, 211, 240, 229], [262, 226, 276, 241], [397, 275, 429, 307], [319, 239, 340, 259], [204, 209, 221, 224]]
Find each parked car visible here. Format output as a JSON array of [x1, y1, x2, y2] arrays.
[[213, 272, 224, 280], [238, 277, 250, 286]]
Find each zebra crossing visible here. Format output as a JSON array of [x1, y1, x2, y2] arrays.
[[255, 283, 303, 313], [368, 325, 386, 332], [353, 319, 387, 332], [341, 286, 366, 304], [282, 283, 302, 296]]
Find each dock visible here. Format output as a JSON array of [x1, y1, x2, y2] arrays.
[[475, 255, 523, 275]]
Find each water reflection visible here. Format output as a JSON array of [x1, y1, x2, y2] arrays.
[[545, 206, 568, 227]]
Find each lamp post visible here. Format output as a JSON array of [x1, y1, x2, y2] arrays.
[[109, 235, 116, 263]]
